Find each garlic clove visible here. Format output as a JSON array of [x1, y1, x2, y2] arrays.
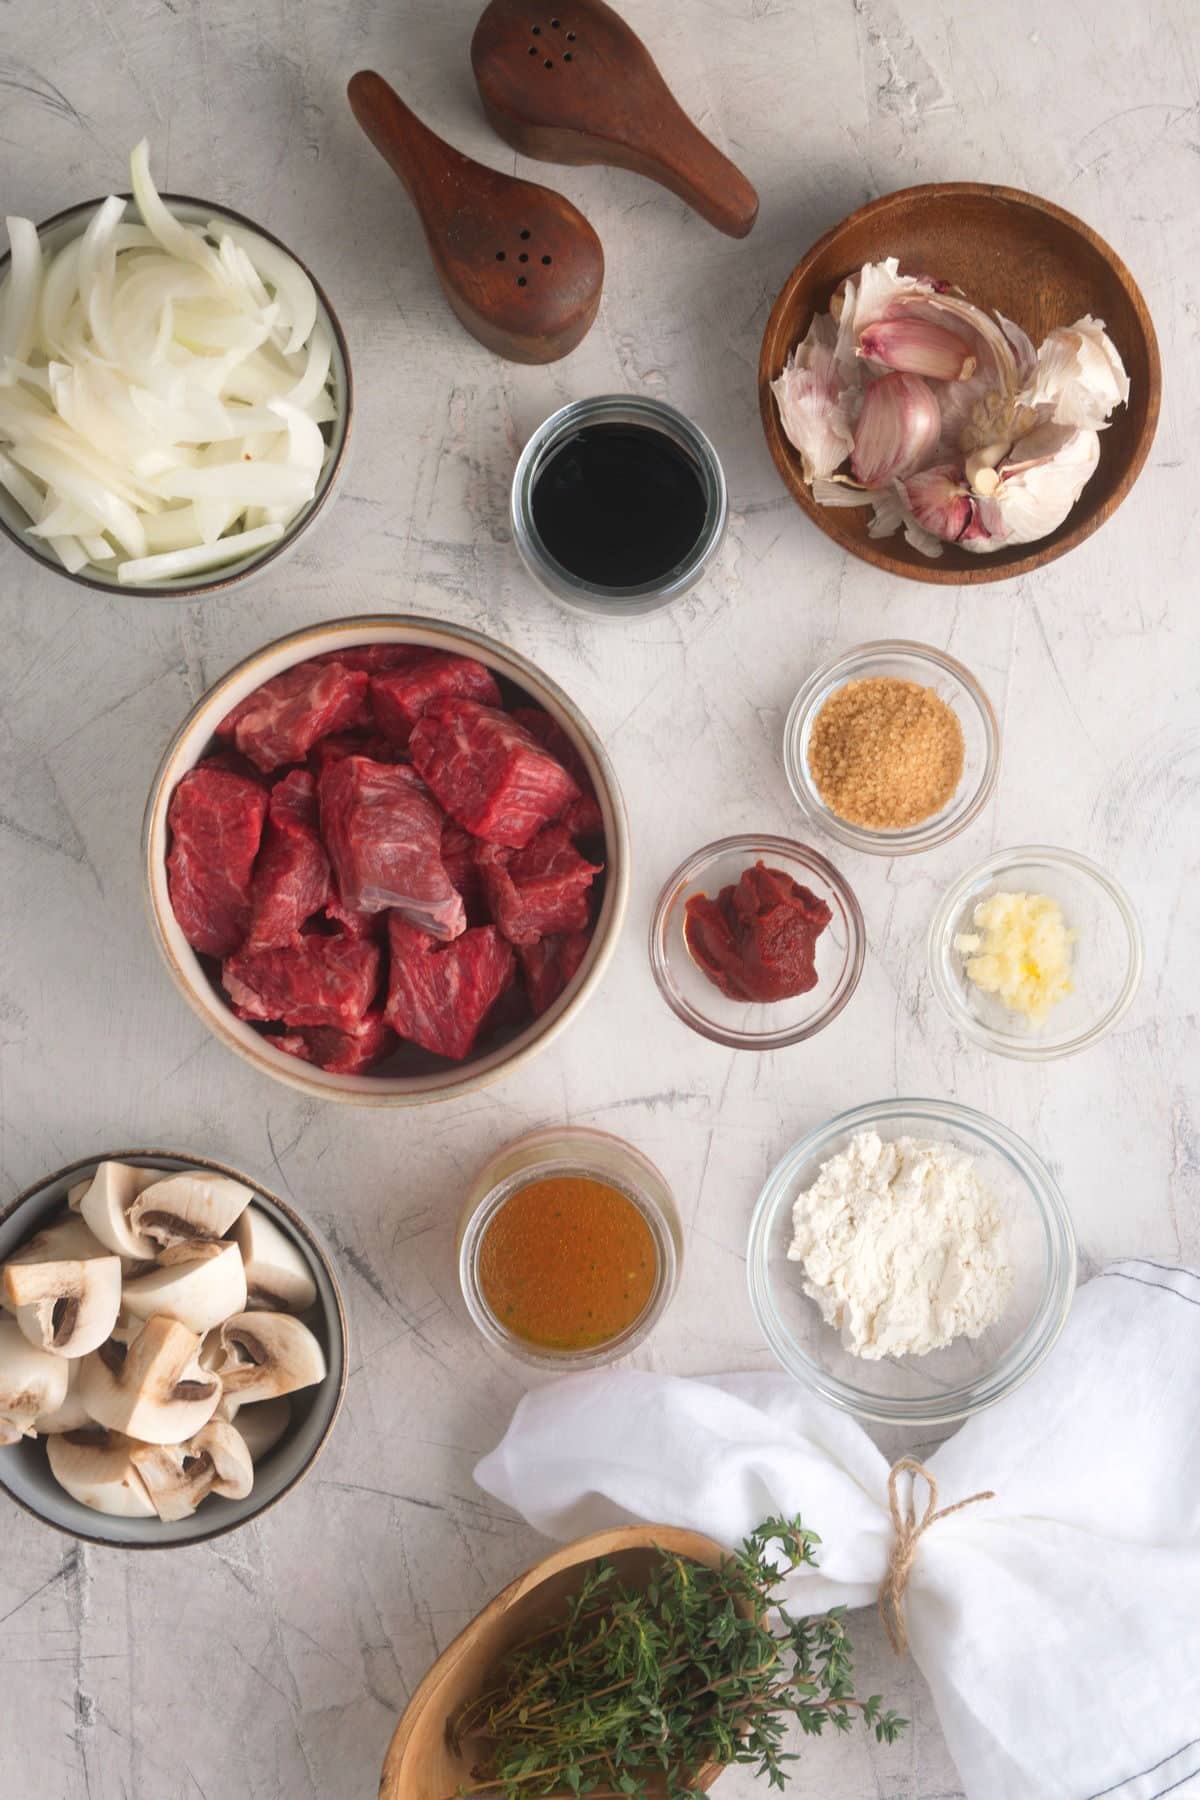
[[899, 465, 976, 543], [850, 372, 941, 487], [857, 318, 977, 383]]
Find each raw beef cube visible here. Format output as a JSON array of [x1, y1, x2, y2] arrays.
[[167, 761, 269, 958], [308, 732, 404, 776], [271, 1032, 312, 1064], [518, 932, 591, 1017], [312, 645, 428, 674], [510, 707, 605, 839], [370, 654, 502, 748], [276, 1010, 396, 1076], [244, 771, 332, 952], [385, 917, 515, 1061], [319, 756, 465, 939], [217, 662, 370, 772], [441, 819, 486, 920], [223, 934, 380, 1030], [476, 826, 602, 946], [409, 699, 581, 849]]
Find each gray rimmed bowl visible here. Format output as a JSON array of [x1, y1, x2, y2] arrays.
[[0, 195, 352, 599], [0, 1149, 347, 1547], [143, 615, 630, 1105]]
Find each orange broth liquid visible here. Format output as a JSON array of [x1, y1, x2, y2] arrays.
[[478, 1175, 657, 1351]]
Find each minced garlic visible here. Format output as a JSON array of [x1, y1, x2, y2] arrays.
[[954, 891, 1076, 1025]]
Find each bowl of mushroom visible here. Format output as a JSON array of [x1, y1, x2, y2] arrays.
[[0, 1150, 346, 1545]]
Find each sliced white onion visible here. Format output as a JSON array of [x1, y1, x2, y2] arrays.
[[208, 219, 315, 354], [116, 520, 283, 584], [0, 144, 337, 585], [1, 218, 43, 364]]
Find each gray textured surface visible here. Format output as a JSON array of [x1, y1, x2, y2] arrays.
[[0, 1, 1197, 1796]]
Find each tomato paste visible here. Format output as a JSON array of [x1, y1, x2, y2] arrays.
[[683, 862, 831, 1003]]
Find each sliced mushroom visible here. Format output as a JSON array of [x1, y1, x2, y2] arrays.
[[77, 1317, 221, 1445], [223, 1396, 290, 1462], [1, 1212, 109, 1316], [128, 1172, 255, 1251], [75, 1162, 160, 1260], [3, 1256, 123, 1358], [0, 1318, 70, 1443], [66, 1178, 91, 1208], [34, 1360, 93, 1434], [110, 1308, 142, 1346], [122, 1241, 247, 1336], [130, 1419, 254, 1521], [47, 1427, 157, 1517], [232, 1207, 317, 1313], [218, 1312, 327, 1405]]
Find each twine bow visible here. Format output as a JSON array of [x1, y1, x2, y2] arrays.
[[877, 1457, 995, 1656]]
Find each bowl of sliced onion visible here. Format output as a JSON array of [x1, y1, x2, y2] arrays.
[[0, 141, 351, 597]]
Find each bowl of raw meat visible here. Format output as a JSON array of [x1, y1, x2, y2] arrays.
[[143, 617, 627, 1103]]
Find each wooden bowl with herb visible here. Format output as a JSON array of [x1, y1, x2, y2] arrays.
[[758, 182, 1160, 584], [378, 1519, 903, 1799], [379, 1528, 728, 1800]]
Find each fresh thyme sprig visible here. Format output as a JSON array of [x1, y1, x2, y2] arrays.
[[450, 1516, 906, 1798]]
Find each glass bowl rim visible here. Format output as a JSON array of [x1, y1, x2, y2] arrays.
[[457, 1152, 680, 1371], [927, 843, 1144, 1061], [783, 638, 1001, 855], [0, 192, 353, 601], [746, 1096, 1077, 1425], [648, 833, 866, 1049]]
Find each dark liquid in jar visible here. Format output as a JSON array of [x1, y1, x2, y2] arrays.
[[531, 423, 709, 589]]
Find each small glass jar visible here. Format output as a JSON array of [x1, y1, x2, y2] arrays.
[[457, 1126, 682, 1369], [510, 395, 728, 618]]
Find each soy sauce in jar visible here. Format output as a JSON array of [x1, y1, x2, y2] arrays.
[[531, 421, 709, 589]]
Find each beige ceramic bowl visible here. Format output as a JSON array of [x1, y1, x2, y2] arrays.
[[142, 615, 629, 1105]]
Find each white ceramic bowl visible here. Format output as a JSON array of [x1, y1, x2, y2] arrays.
[[0, 195, 352, 599], [746, 1098, 1076, 1427], [0, 1150, 347, 1547], [928, 845, 1143, 1060], [143, 615, 630, 1105]]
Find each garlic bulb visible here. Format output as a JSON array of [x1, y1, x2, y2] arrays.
[[851, 372, 941, 485], [963, 423, 1101, 551], [773, 258, 1131, 559]]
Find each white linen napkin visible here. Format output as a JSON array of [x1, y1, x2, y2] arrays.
[[475, 1263, 1200, 1800]]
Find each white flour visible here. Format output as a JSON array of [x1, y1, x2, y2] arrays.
[[787, 1129, 1013, 1359]]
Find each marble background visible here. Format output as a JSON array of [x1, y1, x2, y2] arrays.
[[1, 0, 1197, 1795]]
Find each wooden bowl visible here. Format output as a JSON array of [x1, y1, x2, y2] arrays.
[[379, 1526, 733, 1800], [758, 183, 1161, 584]]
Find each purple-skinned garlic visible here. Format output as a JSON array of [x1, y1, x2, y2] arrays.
[[851, 372, 941, 486], [899, 465, 976, 543], [857, 318, 977, 383]]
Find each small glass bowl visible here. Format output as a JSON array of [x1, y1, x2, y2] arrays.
[[746, 1098, 1076, 1427], [510, 394, 728, 618], [457, 1126, 682, 1370], [928, 845, 1143, 1061], [783, 640, 1000, 855], [649, 835, 864, 1049]]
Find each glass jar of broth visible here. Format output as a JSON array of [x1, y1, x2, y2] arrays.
[[457, 1126, 682, 1368], [510, 396, 728, 617]]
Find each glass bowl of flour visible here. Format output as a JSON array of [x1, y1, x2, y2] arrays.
[[746, 1098, 1076, 1426]]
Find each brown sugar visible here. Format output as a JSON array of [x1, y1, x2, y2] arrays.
[[807, 676, 964, 829]]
